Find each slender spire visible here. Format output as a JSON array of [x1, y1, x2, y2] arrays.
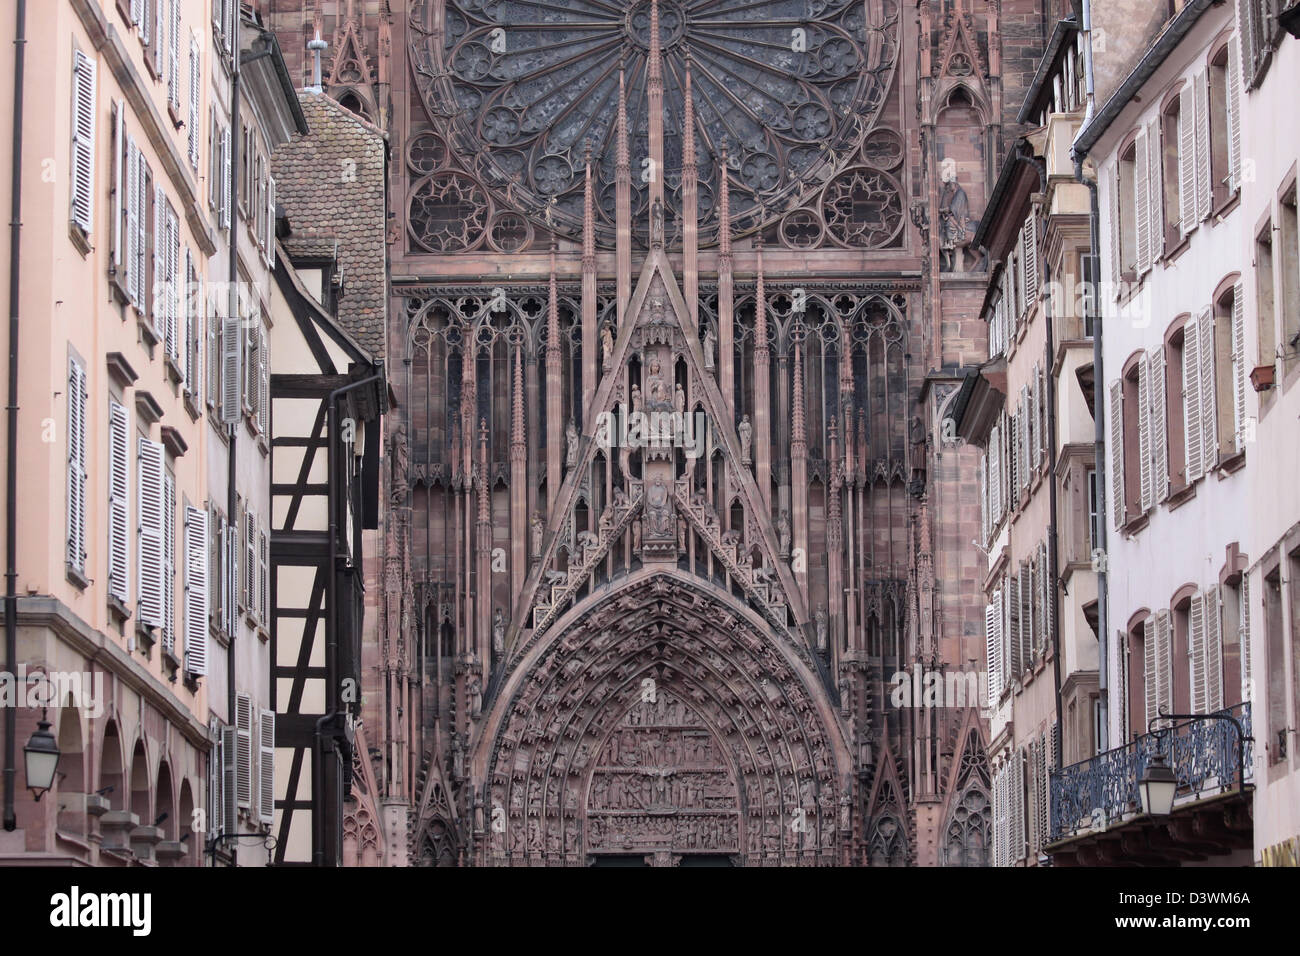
[[646, 0, 665, 210], [547, 237, 560, 357], [681, 57, 699, 319], [792, 339, 806, 453], [582, 143, 595, 268], [615, 63, 631, 325], [718, 147, 732, 260], [754, 235, 768, 355], [477, 418, 490, 524], [511, 342, 525, 452]]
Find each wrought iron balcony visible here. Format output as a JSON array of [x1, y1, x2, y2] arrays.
[[1048, 702, 1252, 845]]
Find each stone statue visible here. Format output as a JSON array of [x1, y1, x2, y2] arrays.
[[646, 358, 671, 410], [389, 422, 409, 504], [531, 511, 544, 557], [738, 414, 753, 463], [814, 602, 828, 653], [565, 419, 579, 468], [467, 676, 482, 718], [674, 382, 685, 415], [646, 478, 674, 537], [777, 509, 791, 556], [492, 606, 505, 655], [676, 516, 687, 552], [632, 518, 642, 552], [650, 196, 664, 247], [601, 322, 614, 368], [702, 324, 716, 369], [938, 158, 972, 272], [631, 383, 643, 416]]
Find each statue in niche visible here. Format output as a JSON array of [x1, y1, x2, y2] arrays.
[[492, 606, 505, 655], [777, 510, 791, 556], [565, 419, 579, 467], [467, 675, 483, 719], [814, 602, 828, 654], [389, 422, 409, 504], [632, 518, 642, 552], [645, 478, 674, 537], [677, 515, 687, 552], [645, 358, 672, 411], [701, 324, 716, 369], [938, 157, 973, 272], [650, 196, 664, 247], [738, 414, 753, 463], [674, 383, 685, 415], [631, 383, 643, 416], [531, 511, 544, 557], [601, 323, 614, 368]]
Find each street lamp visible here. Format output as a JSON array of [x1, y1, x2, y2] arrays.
[[1138, 750, 1177, 817], [22, 720, 60, 801]]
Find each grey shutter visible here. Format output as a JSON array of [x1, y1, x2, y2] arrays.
[[71, 50, 97, 236], [266, 177, 277, 267], [153, 186, 166, 337], [1135, 127, 1150, 274], [1148, 117, 1164, 260], [66, 360, 88, 572], [167, 0, 180, 110], [1138, 351, 1153, 512], [1155, 609, 1173, 719], [1109, 162, 1122, 286], [1227, 32, 1242, 192], [221, 125, 231, 230], [236, 694, 253, 809], [188, 36, 200, 169], [1190, 592, 1207, 712], [209, 727, 224, 839], [111, 100, 124, 272], [221, 724, 238, 833], [1012, 751, 1026, 862], [163, 470, 176, 652], [258, 327, 269, 435], [1240, 576, 1252, 702], [245, 508, 258, 616], [258, 709, 275, 825], [986, 598, 1001, 706], [107, 401, 130, 602], [1144, 616, 1159, 729], [220, 316, 242, 424], [137, 438, 166, 627], [1109, 381, 1125, 528], [1199, 308, 1218, 472], [258, 525, 268, 623], [1194, 70, 1212, 221], [979, 455, 988, 544], [989, 423, 1001, 524], [1204, 585, 1223, 712], [1184, 313, 1204, 482], [184, 505, 209, 676], [1232, 282, 1248, 451], [1150, 345, 1169, 503], [1179, 85, 1197, 239], [1023, 214, 1038, 303]]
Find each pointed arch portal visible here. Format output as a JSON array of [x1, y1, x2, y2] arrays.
[[476, 568, 853, 865]]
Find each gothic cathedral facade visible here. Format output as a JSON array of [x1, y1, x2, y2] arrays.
[[267, 0, 1057, 866]]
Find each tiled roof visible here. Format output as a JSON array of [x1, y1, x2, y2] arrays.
[[272, 92, 388, 357]]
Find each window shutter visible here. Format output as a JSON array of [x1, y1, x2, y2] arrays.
[[1021, 561, 1033, 670], [1194, 70, 1211, 221], [1006, 572, 1020, 680], [221, 125, 231, 230], [258, 526, 268, 623], [1231, 282, 1247, 451], [209, 728, 224, 839], [1108, 381, 1125, 528], [1109, 162, 1122, 286], [1198, 308, 1218, 472], [246, 508, 258, 616], [1143, 618, 1158, 730], [153, 186, 166, 337], [979, 455, 988, 544], [236, 694, 253, 809], [986, 598, 1001, 706], [131, 0, 143, 27], [258, 709, 275, 825], [1149, 345, 1169, 503], [1204, 585, 1222, 712], [167, 207, 180, 364], [1190, 592, 1207, 713], [1239, 576, 1252, 702], [1155, 609, 1173, 720], [221, 724, 238, 833], [1227, 33, 1242, 192], [258, 328, 269, 435], [1012, 751, 1026, 862], [989, 424, 1001, 524], [137, 438, 166, 626], [1147, 118, 1164, 260], [188, 36, 200, 169], [226, 513, 239, 635], [220, 316, 242, 424], [266, 176, 277, 267], [1138, 352, 1152, 513], [1184, 314, 1204, 482], [71, 50, 97, 236], [1134, 127, 1150, 274], [183, 505, 209, 676], [1023, 214, 1038, 303], [1037, 732, 1050, 849], [107, 401, 130, 602], [125, 139, 138, 303], [66, 360, 88, 572], [167, 0, 180, 110], [163, 470, 176, 652], [111, 101, 124, 272], [1118, 631, 1129, 743], [1179, 85, 1196, 239]]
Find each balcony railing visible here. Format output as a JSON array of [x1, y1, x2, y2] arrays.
[[1048, 702, 1252, 845]]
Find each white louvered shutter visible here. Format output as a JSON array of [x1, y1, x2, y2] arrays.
[[71, 50, 97, 236], [1239, 576, 1252, 702], [1023, 214, 1038, 303], [1179, 85, 1196, 239], [1148, 117, 1164, 260], [126, 141, 141, 305], [135, 158, 148, 303], [153, 187, 165, 337], [137, 438, 166, 627], [1135, 127, 1151, 274], [1007, 572, 1021, 679], [209, 728, 224, 839], [184, 505, 209, 676], [1155, 609, 1173, 720], [258, 526, 268, 622], [167, 0, 180, 110], [1022, 562, 1033, 670], [188, 36, 200, 169], [266, 177, 277, 267], [1184, 314, 1204, 482], [1194, 70, 1212, 221], [979, 455, 988, 543], [986, 599, 1001, 706], [1012, 752, 1026, 862], [226, 514, 239, 635], [163, 470, 176, 652], [1239, 0, 1258, 88], [1199, 309, 1218, 473], [258, 330, 269, 435], [181, 247, 192, 387], [66, 360, 87, 572], [1190, 591, 1207, 712], [1144, 618, 1158, 730], [258, 709, 275, 825], [107, 401, 130, 602], [1204, 585, 1223, 712], [221, 125, 231, 230], [167, 207, 180, 363], [1138, 352, 1153, 512], [245, 509, 258, 616], [236, 694, 253, 809], [1227, 32, 1242, 193], [1150, 345, 1169, 502], [989, 424, 1001, 524], [131, 0, 143, 28], [1031, 367, 1042, 467], [111, 101, 124, 271], [220, 316, 242, 424], [1109, 162, 1122, 287], [1109, 381, 1125, 528], [221, 724, 238, 833], [1232, 282, 1247, 451]]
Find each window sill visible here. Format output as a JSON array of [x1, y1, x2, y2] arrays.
[[256, 432, 269, 458], [134, 621, 156, 658], [108, 271, 131, 308], [183, 390, 202, 422], [136, 313, 159, 353], [107, 593, 131, 627], [1162, 233, 1190, 266], [1214, 449, 1246, 477], [167, 100, 183, 131], [162, 648, 180, 683], [165, 354, 184, 387], [69, 222, 92, 258], [1120, 512, 1149, 537], [1211, 191, 1240, 223], [65, 564, 90, 592], [1166, 481, 1196, 512]]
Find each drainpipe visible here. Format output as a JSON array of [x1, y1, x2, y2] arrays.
[[314, 370, 383, 866], [1072, 0, 1109, 752], [2, 0, 26, 833]]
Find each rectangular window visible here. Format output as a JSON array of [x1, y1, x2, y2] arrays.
[[70, 49, 97, 238], [66, 359, 88, 575], [107, 400, 131, 603], [137, 437, 166, 627], [1086, 468, 1098, 553]]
